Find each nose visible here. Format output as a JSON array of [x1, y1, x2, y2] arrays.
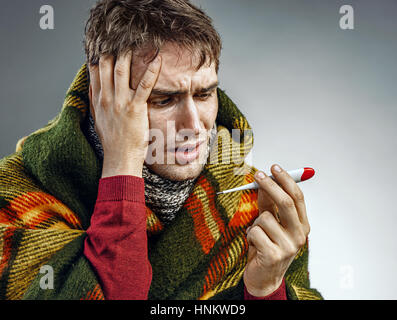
[[179, 97, 201, 135]]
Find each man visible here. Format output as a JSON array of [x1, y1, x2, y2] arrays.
[[0, 0, 322, 300]]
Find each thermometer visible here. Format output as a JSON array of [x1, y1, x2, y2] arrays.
[[216, 167, 315, 194]]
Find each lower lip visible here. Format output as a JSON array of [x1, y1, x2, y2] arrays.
[[173, 143, 202, 164]]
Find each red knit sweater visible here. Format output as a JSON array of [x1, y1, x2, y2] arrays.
[[83, 175, 286, 300]]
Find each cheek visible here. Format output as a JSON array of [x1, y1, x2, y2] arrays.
[[148, 108, 167, 131], [148, 107, 178, 143], [199, 96, 218, 127]]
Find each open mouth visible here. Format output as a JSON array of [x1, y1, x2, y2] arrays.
[[176, 142, 202, 153], [168, 140, 204, 152], [169, 141, 205, 164]]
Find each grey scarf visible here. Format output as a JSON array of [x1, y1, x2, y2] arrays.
[[82, 111, 216, 225]]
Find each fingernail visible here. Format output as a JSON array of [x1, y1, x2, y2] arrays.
[[274, 164, 282, 173], [255, 171, 265, 179]]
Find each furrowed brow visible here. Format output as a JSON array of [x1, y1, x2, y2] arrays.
[[150, 81, 219, 97], [197, 81, 219, 93]]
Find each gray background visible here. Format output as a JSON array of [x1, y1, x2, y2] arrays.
[[1, 0, 396, 299]]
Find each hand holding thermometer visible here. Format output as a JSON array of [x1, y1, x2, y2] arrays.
[[216, 167, 315, 194]]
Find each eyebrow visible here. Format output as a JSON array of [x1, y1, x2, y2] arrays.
[[150, 81, 219, 97]]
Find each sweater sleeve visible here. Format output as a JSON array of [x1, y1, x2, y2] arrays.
[[83, 175, 151, 300], [244, 278, 287, 300]]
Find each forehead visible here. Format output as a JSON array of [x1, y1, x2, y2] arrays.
[[132, 43, 217, 90]]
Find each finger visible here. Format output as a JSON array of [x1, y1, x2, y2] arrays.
[[114, 50, 132, 100], [257, 184, 275, 213], [257, 188, 281, 222], [98, 55, 115, 105], [272, 203, 281, 223], [88, 64, 100, 109], [133, 55, 162, 105], [270, 164, 309, 228], [246, 224, 276, 253], [254, 170, 301, 231], [251, 211, 290, 248]]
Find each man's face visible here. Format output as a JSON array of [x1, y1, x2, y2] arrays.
[[131, 43, 218, 181]]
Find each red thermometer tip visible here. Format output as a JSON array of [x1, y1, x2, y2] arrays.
[[301, 167, 315, 181]]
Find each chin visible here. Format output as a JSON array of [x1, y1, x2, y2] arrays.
[[146, 161, 204, 181]]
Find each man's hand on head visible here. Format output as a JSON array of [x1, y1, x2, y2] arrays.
[[88, 51, 162, 178]]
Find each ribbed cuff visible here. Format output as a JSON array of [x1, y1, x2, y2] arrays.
[[244, 278, 287, 300], [97, 175, 145, 203]]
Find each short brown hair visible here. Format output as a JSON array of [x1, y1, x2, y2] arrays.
[[84, 0, 222, 72]]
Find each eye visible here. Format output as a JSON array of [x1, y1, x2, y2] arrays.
[[195, 92, 213, 100], [152, 97, 173, 107]]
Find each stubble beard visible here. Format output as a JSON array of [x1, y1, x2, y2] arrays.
[[145, 129, 216, 182]]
